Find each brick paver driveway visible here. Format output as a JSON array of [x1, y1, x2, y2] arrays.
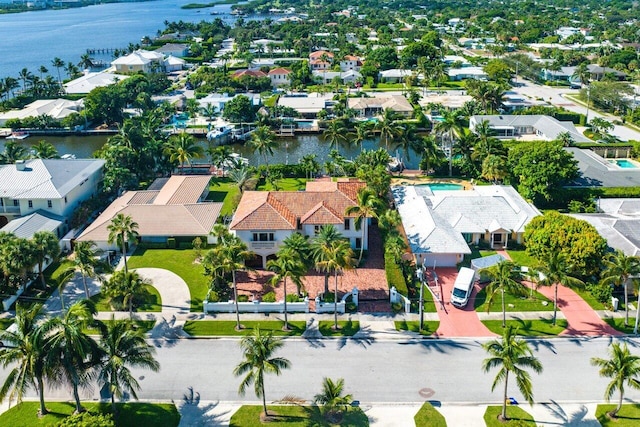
[[234, 226, 390, 311]]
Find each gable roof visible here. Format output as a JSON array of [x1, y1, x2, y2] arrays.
[[232, 69, 267, 78], [230, 179, 365, 230], [0, 159, 105, 199], [0, 210, 64, 239], [268, 67, 292, 75], [347, 95, 413, 113], [309, 50, 334, 59], [471, 115, 591, 143]]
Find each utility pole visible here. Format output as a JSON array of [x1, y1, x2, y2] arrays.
[[585, 84, 591, 125], [417, 267, 424, 332]]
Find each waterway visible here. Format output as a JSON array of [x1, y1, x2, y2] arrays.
[[0, 134, 423, 169], [0, 0, 249, 79]]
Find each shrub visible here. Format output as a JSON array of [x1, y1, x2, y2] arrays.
[[262, 291, 276, 302], [207, 290, 220, 302], [346, 301, 357, 312], [237, 295, 249, 302], [57, 412, 115, 427], [385, 252, 408, 296], [286, 294, 301, 303], [322, 291, 336, 303], [587, 282, 613, 304], [392, 302, 404, 313]]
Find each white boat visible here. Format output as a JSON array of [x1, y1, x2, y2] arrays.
[[388, 157, 404, 172], [206, 125, 233, 141], [6, 131, 29, 140], [61, 154, 77, 160], [223, 153, 249, 169]]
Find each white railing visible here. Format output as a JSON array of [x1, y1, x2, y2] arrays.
[[204, 298, 309, 314], [251, 241, 276, 250]]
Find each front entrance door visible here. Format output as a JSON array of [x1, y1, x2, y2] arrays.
[[492, 233, 503, 247]]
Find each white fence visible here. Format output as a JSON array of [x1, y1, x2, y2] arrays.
[[390, 286, 411, 313]]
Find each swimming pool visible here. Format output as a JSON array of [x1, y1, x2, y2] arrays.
[[609, 159, 638, 169], [418, 183, 464, 191]]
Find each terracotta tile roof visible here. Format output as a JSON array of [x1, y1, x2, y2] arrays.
[[268, 67, 292, 75], [230, 179, 367, 231], [232, 69, 267, 78], [309, 50, 334, 59]]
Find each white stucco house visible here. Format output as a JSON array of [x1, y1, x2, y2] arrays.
[[392, 185, 541, 267], [469, 115, 591, 142], [0, 99, 84, 126], [0, 158, 105, 229], [230, 179, 368, 268]]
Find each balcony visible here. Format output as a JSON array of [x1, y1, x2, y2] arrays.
[[0, 205, 20, 214], [251, 241, 276, 250]]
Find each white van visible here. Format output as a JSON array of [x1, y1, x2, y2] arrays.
[[450, 267, 476, 308]]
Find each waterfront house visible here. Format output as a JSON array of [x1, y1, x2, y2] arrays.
[[229, 179, 367, 268], [64, 71, 130, 95], [392, 185, 541, 267], [277, 96, 328, 118], [347, 95, 413, 118], [111, 49, 165, 73], [0, 98, 83, 126], [469, 115, 591, 142], [155, 43, 190, 58], [77, 175, 221, 251], [268, 67, 292, 87], [0, 158, 105, 229]]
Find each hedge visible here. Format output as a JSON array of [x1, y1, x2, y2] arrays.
[[385, 252, 408, 296]]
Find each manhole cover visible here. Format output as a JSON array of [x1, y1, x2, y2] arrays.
[[419, 388, 435, 398]]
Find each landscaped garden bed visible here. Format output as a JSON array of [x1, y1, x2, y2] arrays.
[[596, 404, 640, 426], [474, 288, 554, 312], [90, 284, 162, 312]]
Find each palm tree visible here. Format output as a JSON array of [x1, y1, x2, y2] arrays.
[[375, 108, 402, 149], [345, 188, 384, 263], [1, 141, 27, 164], [481, 155, 509, 184], [600, 251, 640, 328], [299, 154, 320, 179], [313, 377, 353, 422], [31, 231, 60, 289], [31, 140, 59, 159], [215, 236, 254, 330], [481, 261, 527, 328], [311, 225, 343, 295], [535, 252, 584, 326], [315, 239, 356, 330], [18, 68, 33, 92], [107, 213, 139, 275], [227, 165, 252, 193], [164, 132, 204, 174], [77, 54, 94, 70], [41, 300, 103, 414], [348, 122, 373, 150], [394, 124, 419, 161], [104, 270, 149, 319], [97, 317, 160, 415], [51, 57, 64, 87], [267, 250, 305, 330], [281, 232, 312, 273], [591, 342, 640, 418], [482, 326, 543, 422], [415, 135, 444, 175], [0, 303, 49, 415], [249, 126, 277, 181], [69, 240, 103, 300], [323, 120, 347, 149], [435, 110, 464, 176], [234, 328, 291, 417]]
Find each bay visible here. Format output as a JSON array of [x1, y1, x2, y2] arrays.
[[0, 0, 245, 79]]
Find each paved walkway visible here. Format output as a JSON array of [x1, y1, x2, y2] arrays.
[[134, 268, 191, 314]]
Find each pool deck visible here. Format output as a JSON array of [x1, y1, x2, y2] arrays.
[[391, 173, 472, 189], [566, 147, 640, 187]]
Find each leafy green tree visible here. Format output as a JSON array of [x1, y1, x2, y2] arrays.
[[524, 211, 608, 278], [345, 188, 384, 263], [591, 342, 640, 418], [234, 328, 291, 417], [482, 326, 543, 422], [535, 252, 584, 326], [41, 300, 103, 414], [223, 95, 256, 123], [366, 47, 398, 70], [313, 377, 353, 423], [600, 250, 640, 328], [484, 59, 513, 82], [97, 317, 160, 415], [107, 214, 139, 275], [481, 261, 527, 328], [508, 142, 579, 206], [267, 250, 305, 330], [0, 303, 49, 415]]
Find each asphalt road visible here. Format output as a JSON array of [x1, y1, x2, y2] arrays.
[[5, 336, 640, 406]]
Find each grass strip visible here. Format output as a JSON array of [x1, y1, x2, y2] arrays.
[[230, 405, 369, 427], [395, 320, 440, 335], [414, 401, 447, 427], [482, 319, 568, 336], [484, 405, 536, 426], [596, 403, 640, 426], [183, 320, 306, 336], [474, 288, 554, 312], [318, 320, 360, 336]]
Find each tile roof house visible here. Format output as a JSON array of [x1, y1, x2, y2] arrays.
[[348, 95, 413, 117], [230, 179, 366, 267], [392, 185, 541, 267], [469, 115, 591, 142], [232, 69, 268, 79], [77, 175, 221, 251], [0, 158, 105, 229], [268, 67, 292, 87], [309, 50, 334, 70]]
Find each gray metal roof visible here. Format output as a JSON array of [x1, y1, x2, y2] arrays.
[[0, 210, 64, 239], [566, 148, 640, 187], [0, 159, 105, 199], [471, 115, 591, 143]]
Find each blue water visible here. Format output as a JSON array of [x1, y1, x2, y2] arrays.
[[615, 159, 637, 169], [418, 183, 464, 191], [0, 0, 247, 79]]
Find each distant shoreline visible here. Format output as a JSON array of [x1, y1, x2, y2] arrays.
[[0, 0, 156, 16]]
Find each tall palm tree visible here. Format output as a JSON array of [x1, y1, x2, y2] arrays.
[[394, 124, 419, 161], [107, 213, 139, 275], [591, 342, 640, 418], [1, 141, 27, 164], [164, 132, 204, 174], [600, 250, 640, 328], [535, 252, 584, 326], [249, 126, 277, 181], [0, 235, 36, 291], [323, 120, 348, 149], [77, 54, 94, 70], [281, 232, 312, 272], [30, 140, 59, 159], [345, 188, 384, 263], [234, 328, 291, 417], [482, 326, 543, 422], [375, 108, 402, 149], [51, 57, 64, 86], [481, 154, 509, 184], [70, 240, 103, 300], [97, 317, 160, 415], [31, 231, 60, 289], [0, 303, 49, 415], [41, 300, 103, 414], [434, 110, 464, 176], [348, 122, 373, 150], [481, 261, 527, 328], [415, 135, 444, 175], [267, 250, 305, 330], [227, 165, 252, 193], [311, 225, 343, 295], [215, 236, 254, 330], [299, 154, 320, 179], [313, 377, 353, 422], [18, 68, 33, 92], [315, 239, 356, 330], [104, 270, 149, 319]]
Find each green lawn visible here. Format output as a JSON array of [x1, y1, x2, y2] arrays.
[[505, 250, 538, 268], [128, 248, 208, 311], [603, 317, 638, 334], [484, 405, 535, 426], [482, 319, 568, 336], [318, 320, 360, 336], [13, 260, 71, 309], [414, 402, 447, 427], [0, 318, 14, 330], [90, 284, 162, 312], [183, 320, 306, 336], [474, 287, 554, 312], [395, 320, 440, 335], [256, 177, 310, 191], [208, 177, 241, 217], [0, 401, 179, 427], [574, 285, 608, 310], [230, 405, 368, 427], [84, 319, 157, 335], [596, 404, 640, 426]]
